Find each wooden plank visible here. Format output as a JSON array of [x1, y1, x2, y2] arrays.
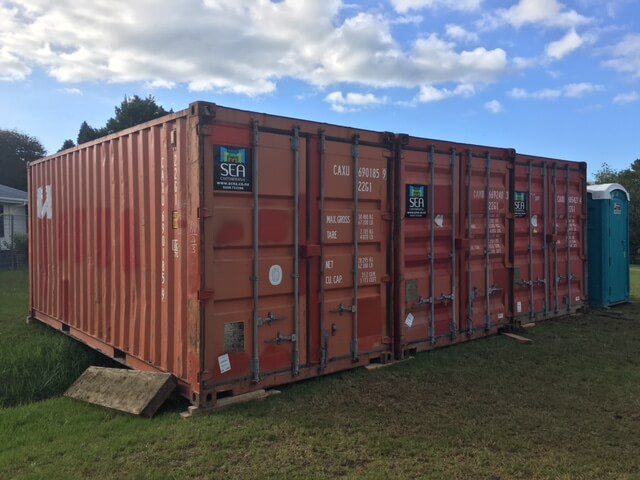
[[365, 357, 413, 371], [522, 322, 536, 329], [180, 389, 281, 418], [501, 332, 533, 344], [65, 366, 176, 417]]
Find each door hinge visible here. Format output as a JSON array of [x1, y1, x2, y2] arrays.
[[197, 289, 215, 301], [197, 207, 212, 218]]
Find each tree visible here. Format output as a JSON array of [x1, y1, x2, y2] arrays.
[[58, 139, 76, 152], [0, 129, 46, 191], [75, 95, 170, 145], [593, 161, 640, 260], [104, 95, 170, 133]]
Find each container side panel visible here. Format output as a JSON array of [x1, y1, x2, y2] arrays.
[[29, 115, 193, 382]]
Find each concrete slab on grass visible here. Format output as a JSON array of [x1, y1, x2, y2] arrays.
[[65, 366, 176, 417]]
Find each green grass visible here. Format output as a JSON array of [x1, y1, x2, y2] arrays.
[[0, 271, 107, 407], [1, 270, 640, 479]]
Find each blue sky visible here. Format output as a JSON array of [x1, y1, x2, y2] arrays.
[[1, 0, 638, 177]]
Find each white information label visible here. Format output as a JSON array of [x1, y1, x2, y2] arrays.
[[497, 313, 504, 320], [575, 296, 581, 302], [405, 313, 415, 328], [517, 301, 522, 313], [269, 265, 283, 286], [218, 354, 231, 374]]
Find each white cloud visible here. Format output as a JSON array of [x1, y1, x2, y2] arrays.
[[61, 87, 82, 95], [603, 34, 640, 79], [0, 1, 509, 99], [391, 0, 481, 13], [324, 91, 388, 112], [613, 91, 639, 104], [417, 83, 475, 102], [509, 82, 604, 99], [484, 99, 503, 113], [482, 0, 590, 29], [546, 29, 584, 59], [445, 24, 479, 43]]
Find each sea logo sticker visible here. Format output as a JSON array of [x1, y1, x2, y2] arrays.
[[214, 146, 252, 192], [514, 191, 527, 217], [406, 184, 427, 218]]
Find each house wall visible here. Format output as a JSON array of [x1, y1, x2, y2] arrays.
[[0, 203, 27, 250]]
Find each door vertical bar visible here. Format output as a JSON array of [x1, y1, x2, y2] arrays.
[[466, 150, 474, 335], [484, 152, 492, 331], [291, 127, 300, 376], [319, 131, 327, 370], [528, 160, 534, 319], [428, 146, 436, 344], [449, 149, 457, 339], [351, 135, 360, 362], [251, 121, 261, 383], [566, 164, 572, 312], [543, 163, 549, 317], [553, 164, 559, 313]]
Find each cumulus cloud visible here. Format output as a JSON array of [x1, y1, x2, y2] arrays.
[[417, 83, 475, 102], [391, 0, 481, 13], [445, 24, 479, 43], [546, 29, 584, 59], [509, 82, 604, 99], [324, 91, 388, 112], [484, 99, 503, 113], [0, 1, 509, 99], [61, 87, 82, 95], [613, 91, 639, 104], [603, 34, 640, 79], [481, 0, 590, 30]]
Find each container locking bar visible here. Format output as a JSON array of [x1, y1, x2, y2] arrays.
[[257, 312, 287, 327], [488, 284, 502, 296], [331, 303, 357, 315], [484, 151, 492, 332], [351, 134, 360, 362], [439, 292, 455, 304], [466, 150, 474, 336], [428, 146, 436, 345], [266, 332, 298, 345], [415, 296, 433, 307], [449, 148, 457, 339], [291, 126, 301, 376], [251, 121, 261, 384]]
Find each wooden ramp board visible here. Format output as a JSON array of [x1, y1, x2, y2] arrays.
[[181, 389, 281, 418], [65, 366, 177, 417], [501, 332, 533, 344]]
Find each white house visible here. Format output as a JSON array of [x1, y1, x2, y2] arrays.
[[0, 183, 28, 251]]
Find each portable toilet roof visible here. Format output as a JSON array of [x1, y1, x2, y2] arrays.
[[587, 183, 630, 201]]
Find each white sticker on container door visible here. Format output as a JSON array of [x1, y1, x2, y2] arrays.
[[218, 354, 232, 374], [405, 313, 415, 328], [269, 265, 283, 286]]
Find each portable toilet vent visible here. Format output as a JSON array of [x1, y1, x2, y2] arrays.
[[587, 183, 631, 307]]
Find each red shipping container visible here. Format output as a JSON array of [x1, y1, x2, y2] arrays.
[[29, 103, 393, 406]]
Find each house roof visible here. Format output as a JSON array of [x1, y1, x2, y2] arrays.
[[0, 184, 28, 205]]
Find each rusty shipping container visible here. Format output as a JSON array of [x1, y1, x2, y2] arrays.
[[394, 137, 514, 357], [512, 154, 587, 322], [29, 102, 395, 406]]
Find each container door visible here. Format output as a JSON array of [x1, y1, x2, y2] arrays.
[[319, 133, 391, 365], [608, 190, 630, 304], [513, 158, 548, 322], [397, 145, 457, 354], [203, 121, 307, 389], [548, 163, 587, 315], [461, 151, 511, 333]]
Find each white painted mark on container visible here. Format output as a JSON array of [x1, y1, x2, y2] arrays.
[[517, 302, 522, 313], [575, 296, 581, 302], [172, 239, 179, 258], [497, 313, 504, 320], [37, 185, 52, 219], [405, 313, 414, 328], [435, 214, 444, 228], [531, 215, 538, 228], [269, 265, 283, 286], [218, 354, 231, 374]]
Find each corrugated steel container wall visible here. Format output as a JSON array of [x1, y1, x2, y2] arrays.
[[29, 102, 394, 406], [513, 154, 587, 321], [395, 137, 514, 357], [29, 112, 194, 387]]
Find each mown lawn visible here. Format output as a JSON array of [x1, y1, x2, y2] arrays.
[[1, 270, 639, 479]]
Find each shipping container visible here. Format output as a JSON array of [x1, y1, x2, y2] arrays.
[[29, 102, 394, 406], [394, 137, 514, 357], [587, 183, 630, 307], [512, 155, 588, 322]]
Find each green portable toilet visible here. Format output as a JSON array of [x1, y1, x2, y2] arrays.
[[587, 183, 630, 307]]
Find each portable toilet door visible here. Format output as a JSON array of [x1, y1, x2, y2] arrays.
[[587, 183, 631, 307]]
